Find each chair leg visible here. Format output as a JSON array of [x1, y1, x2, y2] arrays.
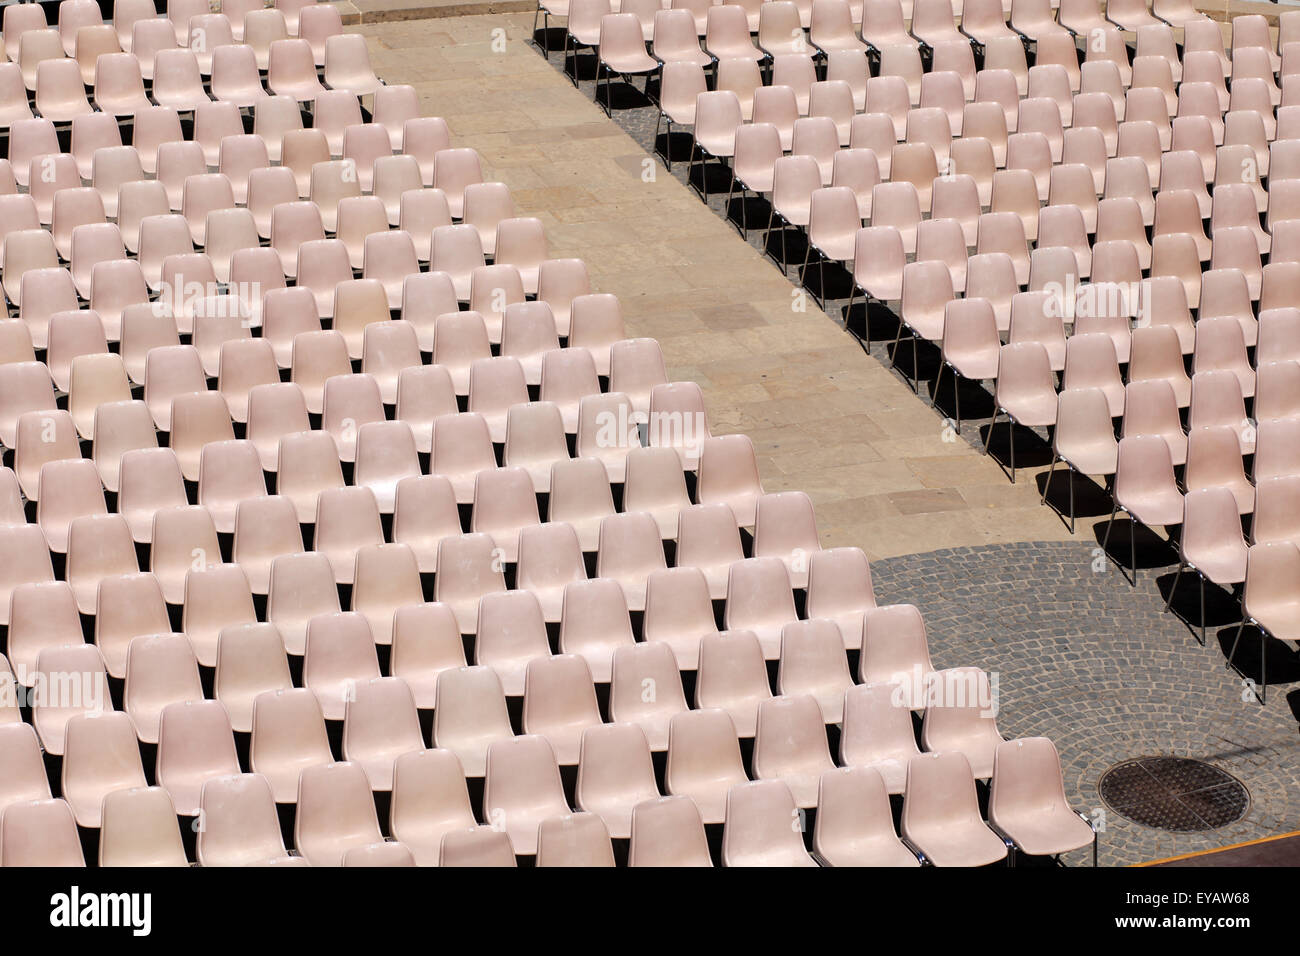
[[911, 332, 920, 395], [1199, 574, 1206, 646], [1101, 500, 1119, 563], [1067, 465, 1075, 534], [1008, 420, 1016, 482], [1260, 629, 1266, 705], [1041, 453, 1057, 505], [982, 410, 999, 455], [1129, 517, 1137, 584], [953, 369, 962, 433], [1164, 561, 1183, 611], [1226, 619, 1247, 671], [889, 320, 906, 372]]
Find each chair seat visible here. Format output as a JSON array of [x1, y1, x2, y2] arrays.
[[1000, 808, 1095, 857], [1187, 547, 1247, 586], [908, 821, 1007, 867], [1123, 491, 1185, 528], [1059, 441, 1118, 477]]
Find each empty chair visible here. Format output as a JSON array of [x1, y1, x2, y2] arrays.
[[642, 567, 716, 671], [1185, 426, 1254, 517], [97, 787, 188, 867], [628, 795, 712, 867], [777, 619, 854, 724], [302, 611, 382, 721], [29, 643, 110, 755], [210, 44, 269, 106], [387, 602, 464, 710], [438, 826, 517, 867], [522, 655, 602, 766], [575, 723, 658, 840], [814, 766, 919, 867], [901, 752, 1008, 867], [197, 773, 290, 867], [342, 677, 424, 791], [388, 749, 477, 866], [435, 533, 507, 635], [595, 512, 666, 613], [483, 735, 570, 856], [213, 622, 292, 734], [91, 575, 166, 681], [535, 813, 615, 868], [989, 738, 1097, 863], [555, 579, 635, 683], [152, 48, 210, 111], [840, 681, 920, 794], [431, 666, 514, 777], [502, 400, 567, 491], [751, 694, 835, 807], [664, 708, 748, 823], [721, 779, 816, 867], [1254, 474, 1300, 548], [429, 412, 496, 504], [295, 762, 384, 866], [151, 503, 225, 609], [0, 799, 84, 867], [920, 667, 1005, 780], [702, 629, 769, 738], [860, 604, 935, 711], [267, 37, 322, 100], [155, 698, 240, 816], [248, 687, 333, 802], [1104, 435, 1184, 580], [987, 342, 1058, 482], [92, 52, 151, 116], [124, 633, 204, 746], [470, 466, 540, 563], [1168, 487, 1248, 643]]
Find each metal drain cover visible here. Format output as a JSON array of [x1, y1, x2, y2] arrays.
[[1099, 757, 1250, 832]]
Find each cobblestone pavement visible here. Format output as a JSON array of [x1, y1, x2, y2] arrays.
[[872, 541, 1300, 866]]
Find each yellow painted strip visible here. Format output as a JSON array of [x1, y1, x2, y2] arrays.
[[1134, 830, 1300, 867]]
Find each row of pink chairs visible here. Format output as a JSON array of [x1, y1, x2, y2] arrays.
[[0, 722, 1096, 865]]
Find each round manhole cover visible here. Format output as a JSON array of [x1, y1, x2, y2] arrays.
[[1098, 757, 1250, 832]]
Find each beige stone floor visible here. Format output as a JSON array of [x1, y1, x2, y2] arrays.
[[355, 12, 1101, 559]]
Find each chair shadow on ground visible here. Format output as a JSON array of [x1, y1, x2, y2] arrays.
[[977, 417, 1054, 479], [1035, 466, 1114, 530], [594, 74, 655, 113], [722, 192, 774, 240], [531, 27, 569, 55], [1156, 569, 1244, 646], [1088, 513, 1179, 584], [653, 129, 696, 170], [684, 155, 739, 201], [841, 299, 907, 346], [1212, 623, 1300, 699]]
